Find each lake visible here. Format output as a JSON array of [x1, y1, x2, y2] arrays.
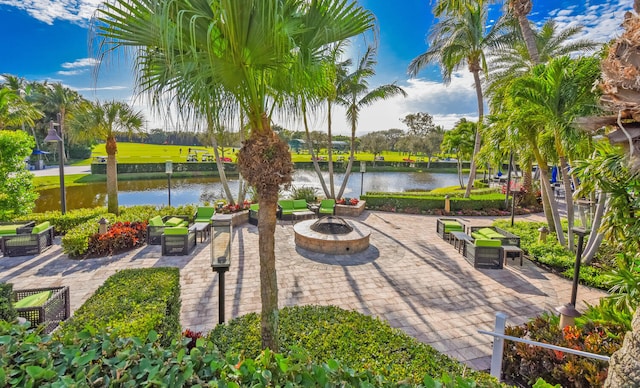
[[34, 170, 468, 213]]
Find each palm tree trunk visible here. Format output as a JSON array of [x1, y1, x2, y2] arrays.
[[327, 102, 335, 199], [105, 135, 119, 215], [464, 70, 484, 198], [559, 155, 574, 250], [302, 104, 329, 198], [582, 192, 609, 264], [518, 14, 540, 64], [336, 119, 356, 199], [540, 170, 565, 245], [521, 159, 536, 206], [212, 136, 235, 205], [257, 195, 279, 350]]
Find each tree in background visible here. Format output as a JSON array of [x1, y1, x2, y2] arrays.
[[409, 1, 510, 198], [0, 130, 37, 220], [441, 119, 475, 188], [402, 112, 438, 136], [401, 112, 444, 166], [67, 101, 144, 215], [359, 131, 389, 164]]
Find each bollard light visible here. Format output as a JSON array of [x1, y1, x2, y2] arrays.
[[360, 161, 366, 198], [165, 161, 173, 207], [538, 226, 549, 243], [211, 216, 232, 323], [98, 217, 109, 235], [44, 117, 66, 214], [444, 194, 451, 213]]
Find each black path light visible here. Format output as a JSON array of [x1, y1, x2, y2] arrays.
[[44, 115, 66, 214], [211, 217, 232, 323], [165, 161, 173, 206], [360, 161, 366, 198], [556, 200, 593, 328]]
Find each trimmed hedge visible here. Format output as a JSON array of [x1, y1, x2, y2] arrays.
[[27, 208, 106, 235], [363, 193, 506, 213], [0, 322, 492, 387], [0, 283, 16, 323], [209, 305, 498, 386], [91, 162, 236, 175], [57, 268, 181, 346]]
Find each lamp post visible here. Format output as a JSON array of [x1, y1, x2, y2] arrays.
[[211, 217, 232, 323], [556, 201, 593, 328], [44, 118, 66, 214], [165, 161, 173, 207], [360, 161, 366, 198]]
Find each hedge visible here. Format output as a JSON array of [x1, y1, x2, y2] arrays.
[[27, 208, 106, 235], [57, 268, 181, 346], [90, 162, 236, 175], [0, 322, 494, 387], [209, 305, 498, 386], [362, 193, 506, 212]]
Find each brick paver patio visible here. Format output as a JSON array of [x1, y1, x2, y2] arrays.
[[0, 211, 606, 371]]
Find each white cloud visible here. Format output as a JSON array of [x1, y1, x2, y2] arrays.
[[61, 58, 99, 69], [72, 85, 128, 91], [0, 0, 103, 25], [57, 69, 86, 76]]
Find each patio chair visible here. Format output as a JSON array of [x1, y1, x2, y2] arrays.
[[435, 218, 464, 240], [463, 238, 503, 269], [193, 206, 216, 224], [161, 226, 196, 256], [249, 203, 259, 225], [13, 286, 70, 333], [147, 215, 190, 245], [2, 221, 55, 257], [319, 199, 336, 216]]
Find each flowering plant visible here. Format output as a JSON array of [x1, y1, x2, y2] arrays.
[[337, 198, 359, 206], [217, 200, 252, 214], [87, 221, 147, 257]]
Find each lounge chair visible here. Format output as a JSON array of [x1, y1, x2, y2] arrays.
[[318, 199, 336, 216], [161, 226, 196, 256], [1, 221, 55, 257], [147, 215, 190, 245], [193, 206, 216, 224], [436, 218, 464, 240]]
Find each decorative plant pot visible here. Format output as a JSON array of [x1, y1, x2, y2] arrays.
[[335, 200, 366, 217]]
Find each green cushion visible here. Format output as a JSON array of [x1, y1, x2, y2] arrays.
[[443, 224, 463, 233], [14, 291, 52, 308], [279, 200, 294, 210], [196, 207, 215, 219], [442, 220, 461, 227], [165, 217, 184, 227], [149, 216, 164, 227], [474, 238, 501, 247], [471, 232, 483, 240], [250, 204, 259, 211], [293, 199, 307, 210], [31, 221, 50, 234], [164, 227, 188, 235], [478, 227, 504, 239], [0, 225, 18, 235]]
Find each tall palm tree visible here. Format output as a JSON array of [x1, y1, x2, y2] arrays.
[[335, 46, 406, 199], [506, 0, 538, 64], [96, 0, 375, 350], [0, 75, 43, 143], [408, 1, 509, 197], [67, 101, 144, 214]]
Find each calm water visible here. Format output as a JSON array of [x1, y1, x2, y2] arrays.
[[35, 170, 467, 213]]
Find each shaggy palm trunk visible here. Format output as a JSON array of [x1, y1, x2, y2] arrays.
[[521, 159, 536, 206], [517, 14, 539, 64], [237, 119, 293, 351], [106, 135, 119, 215], [464, 69, 484, 198], [605, 307, 640, 387]]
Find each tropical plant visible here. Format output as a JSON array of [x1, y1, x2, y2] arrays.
[[0, 130, 38, 220], [67, 100, 144, 214], [408, 1, 510, 197], [95, 0, 375, 350], [441, 119, 475, 188]]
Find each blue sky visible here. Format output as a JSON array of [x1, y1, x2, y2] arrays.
[[0, 0, 634, 134]]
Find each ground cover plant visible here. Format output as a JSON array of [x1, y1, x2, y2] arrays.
[[209, 305, 498, 386], [57, 268, 180, 346]]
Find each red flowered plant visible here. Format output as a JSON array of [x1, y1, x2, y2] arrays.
[[217, 200, 252, 214], [336, 198, 359, 206], [86, 221, 148, 257], [182, 328, 203, 351]]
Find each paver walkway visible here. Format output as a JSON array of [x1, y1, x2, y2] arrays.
[[0, 211, 606, 371]]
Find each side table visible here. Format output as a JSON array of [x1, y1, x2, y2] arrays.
[[502, 245, 524, 266]]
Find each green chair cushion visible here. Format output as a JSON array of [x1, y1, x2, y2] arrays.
[[443, 224, 463, 233], [442, 220, 461, 227], [196, 207, 215, 219], [0, 225, 18, 235], [250, 203, 259, 211], [149, 216, 164, 227], [165, 217, 184, 227], [474, 238, 501, 247], [31, 221, 50, 234], [478, 227, 504, 239], [293, 199, 307, 210], [14, 291, 52, 308], [279, 200, 294, 210], [164, 227, 188, 235], [319, 199, 335, 213]]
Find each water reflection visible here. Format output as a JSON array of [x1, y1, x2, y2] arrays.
[[35, 170, 467, 213]]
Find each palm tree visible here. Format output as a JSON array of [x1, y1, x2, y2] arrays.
[[408, 1, 509, 197], [441, 119, 475, 188], [335, 46, 406, 199], [67, 101, 144, 214], [0, 75, 43, 143], [96, 0, 375, 350]]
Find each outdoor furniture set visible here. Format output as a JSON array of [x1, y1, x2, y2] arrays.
[[0, 221, 55, 257], [436, 218, 523, 269], [13, 286, 70, 333], [275, 199, 336, 222]]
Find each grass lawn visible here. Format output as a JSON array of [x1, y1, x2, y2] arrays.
[[76, 142, 457, 165]]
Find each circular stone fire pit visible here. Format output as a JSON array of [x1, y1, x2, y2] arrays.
[[294, 216, 371, 254]]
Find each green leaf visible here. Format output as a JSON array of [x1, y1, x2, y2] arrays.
[[25, 365, 45, 380]]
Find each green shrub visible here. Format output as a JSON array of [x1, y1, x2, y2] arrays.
[[209, 305, 498, 386], [57, 268, 181, 346], [28, 208, 106, 235], [0, 283, 16, 323], [119, 204, 197, 222], [61, 218, 101, 257], [291, 185, 318, 202], [0, 322, 493, 387], [503, 314, 623, 387], [363, 193, 506, 213]]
